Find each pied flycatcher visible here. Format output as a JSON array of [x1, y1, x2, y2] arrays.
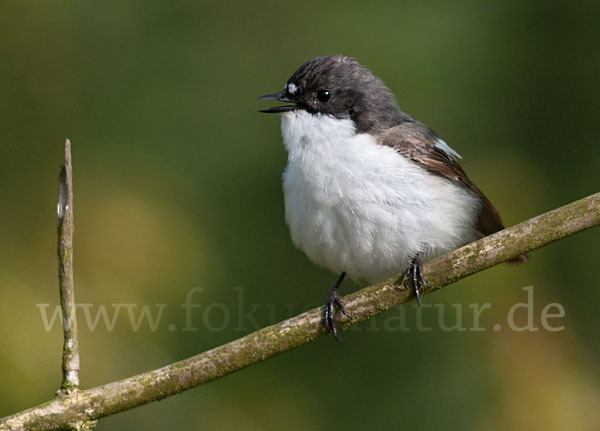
[[259, 55, 526, 339]]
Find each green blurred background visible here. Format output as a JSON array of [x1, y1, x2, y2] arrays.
[[1, 1, 599, 429]]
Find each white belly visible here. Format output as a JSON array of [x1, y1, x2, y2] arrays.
[[280, 111, 480, 283]]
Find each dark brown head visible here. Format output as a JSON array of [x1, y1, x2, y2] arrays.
[[259, 55, 409, 133]]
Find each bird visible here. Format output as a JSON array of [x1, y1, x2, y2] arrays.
[[259, 55, 526, 340]]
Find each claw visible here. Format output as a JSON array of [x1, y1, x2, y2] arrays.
[[401, 254, 430, 306], [325, 272, 352, 341]]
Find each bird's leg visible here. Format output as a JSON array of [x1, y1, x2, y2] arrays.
[[325, 272, 352, 341], [402, 253, 431, 306]]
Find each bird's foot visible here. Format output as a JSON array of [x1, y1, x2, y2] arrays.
[[401, 254, 431, 306], [325, 273, 352, 341]]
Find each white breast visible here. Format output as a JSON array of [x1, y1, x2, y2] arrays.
[[280, 110, 480, 283]]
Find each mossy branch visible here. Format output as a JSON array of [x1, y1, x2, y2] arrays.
[[1, 192, 598, 430]]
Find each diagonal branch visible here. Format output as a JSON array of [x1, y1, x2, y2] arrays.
[[57, 139, 80, 394], [1, 192, 599, 430]]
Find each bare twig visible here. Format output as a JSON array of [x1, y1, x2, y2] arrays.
[[1, 192, 598, 430], [57, 139, 79, 393]]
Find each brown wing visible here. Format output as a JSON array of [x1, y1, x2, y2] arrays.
[[379, 121, 527, 262], [378, 121, 505, 237]]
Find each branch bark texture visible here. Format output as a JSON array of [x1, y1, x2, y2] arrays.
[[57, 139, 80, 393], [1, 192, 599, 430]]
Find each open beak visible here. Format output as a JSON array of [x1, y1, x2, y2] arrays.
[[258, 92, 299, 113]]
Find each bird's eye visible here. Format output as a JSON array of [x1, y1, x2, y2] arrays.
[[316, 90, 331, 103]]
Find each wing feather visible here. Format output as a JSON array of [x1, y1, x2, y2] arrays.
[[378, 121, 504, 237], [378, 120, 527, 262]]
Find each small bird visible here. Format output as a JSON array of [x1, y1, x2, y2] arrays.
[[260, 55, 525, 339]]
